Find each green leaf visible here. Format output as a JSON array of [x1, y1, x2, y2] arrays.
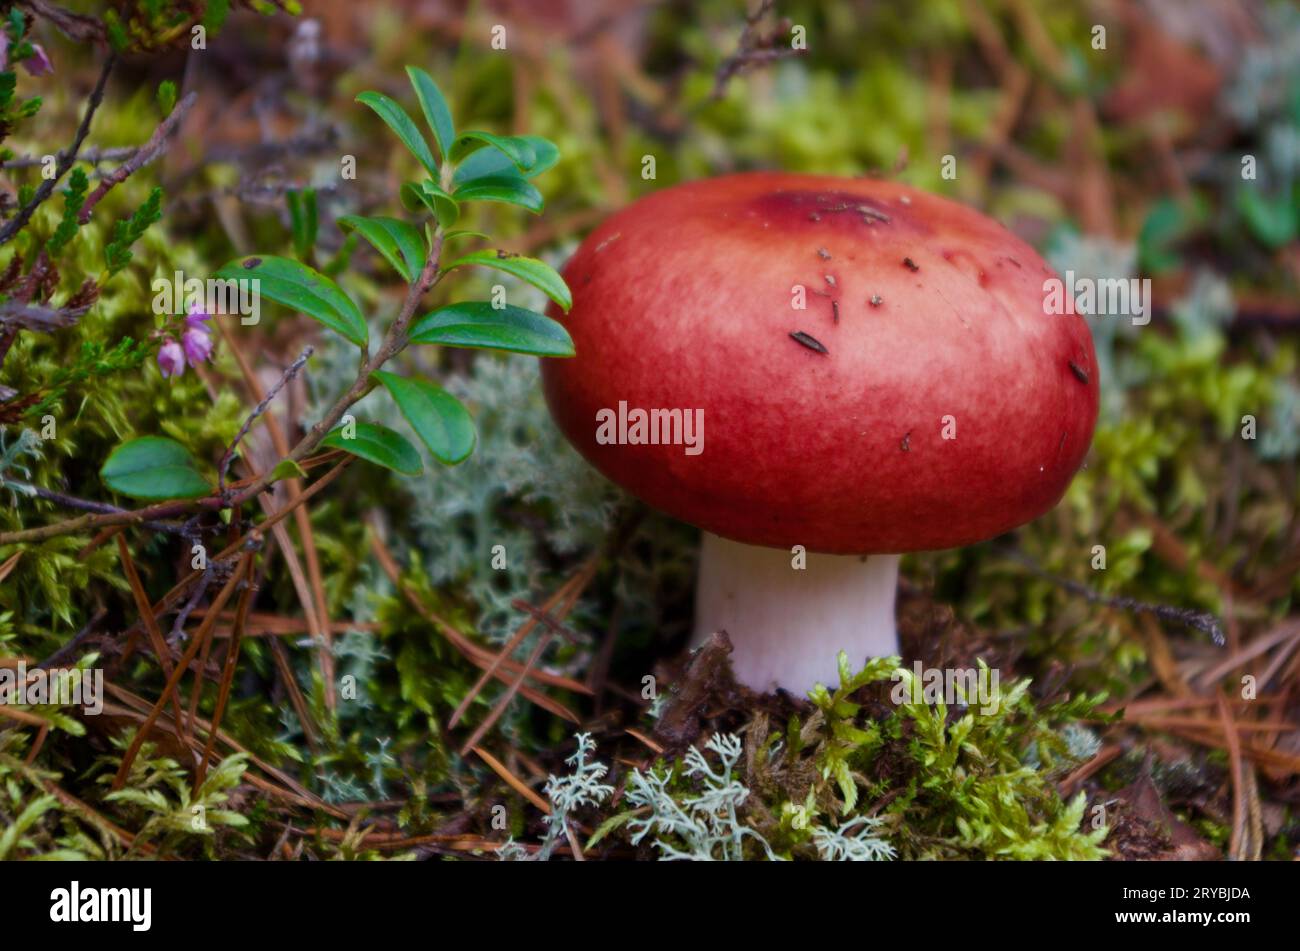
[[269, 458, 308, 483], [443, 250, 572, 311], [453, 136, 559, 184], [585, 810, 638, 850], [372, 370, 476, 465], [452, 174, 544, 214], [1237, 183, 1298, 249], [448, 131, 537, 172], [286, 187, 318, 261], [400, 181, 459, 229], [156, 79, 177, 118], [0, 794, 59, 860], [100, 436, 211, 500], [214, 256, 368, 347], [405, 66, 455, 161], [442, 229, 491, 244], [338, 215, 426, 282], [321, 421, 423, 476], [104, 187, 163, 276], [356, 90, 438, 178], [410, 301, 574, 356]]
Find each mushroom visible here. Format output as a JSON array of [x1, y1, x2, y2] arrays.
[[541, 172, 1098, 693]]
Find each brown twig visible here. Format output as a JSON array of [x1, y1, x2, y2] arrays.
[[195, 556, 256, 790], [471, 746, 549, 813], [1218, 694, 1247, 860], [1000, 546, 1225, 644], [448, 559, 596, 729], [115, 534, 186, 741], [77, 92, 197, 223], [12, 481, 184, 535], [215, 326, 337, 711], [111, 551, 253, 790], [217, 345, 313, 494], [711, 0, 805, 100]]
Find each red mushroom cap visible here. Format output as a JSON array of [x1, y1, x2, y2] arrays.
[[542, 172, 1099, 554]]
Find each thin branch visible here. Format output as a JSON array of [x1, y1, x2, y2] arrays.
[[12, 481, 186, 534], [711, 0, 805, 100], [1, 146, 136, 170], [1000, 546, 1226, 645], [168, 563, 214, 646], [19, 0, 107, 44], [111, 549, 254, 790], [35, 607, 106, 670], [78, 92, 198, 224], [194, 556, 257, 791], [0, 54, 116, 247], [218, 346, 313, 493]]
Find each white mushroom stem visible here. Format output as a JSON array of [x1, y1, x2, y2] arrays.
[[692, 532, 900, 695]]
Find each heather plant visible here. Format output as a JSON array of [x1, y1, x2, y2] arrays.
[[0, 10, 249, 634]]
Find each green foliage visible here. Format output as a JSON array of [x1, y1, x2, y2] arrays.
[[286, 187, 319, 261], [322, 420, 423, 475], [0, 654, 257, 861], [0, 13, 44, 154], [156, 79, 177, 118], [357, 90, 441, 178], [400, 180, 459, 228], [886, 663, 1111, 859], [100, 740, 251, 855], [99, 435, 211, 499], [102, 0, 248, 53], [213, 65, 570, 479], [806, 653, 899, 812], [372, 370, 475, 465], [0, 733, 102, 860], [6, 3, 1297, 863], [0, 426, 42, 498], [202, 0, 232, 32], [441, 250, 571, 310], [680, 654, 1116, 860], [21, 336, 153, 422], [103, 186, 163, 276], [409, 301, 574, 357], [452, 135, 560, 184], [405, 66, 455, 160], [338, 215, 424, 282], [216, 255, 369, 347], [46, 168, 89, 256]]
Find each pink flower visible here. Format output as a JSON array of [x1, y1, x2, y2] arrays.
[[0, 33, 9, 73], [23, 44, 52, 77], [158, 337, 185, 378], [186, 300, 210, 329], [182, 325, 213, 366]]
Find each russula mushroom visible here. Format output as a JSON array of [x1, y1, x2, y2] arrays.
[[541, 172, 1098, 693]]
